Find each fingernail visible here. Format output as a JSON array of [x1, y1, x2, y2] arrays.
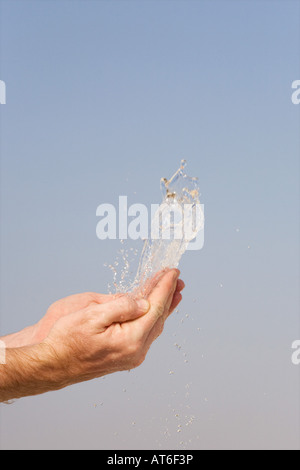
[[136, 299, 150, 313], [173, 269, 180, 280]]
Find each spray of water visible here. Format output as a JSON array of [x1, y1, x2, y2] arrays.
[[107, 160, 203, 295]]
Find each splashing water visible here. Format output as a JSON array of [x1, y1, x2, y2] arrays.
[[133, 160, 203, 293], [108, 160, 204, 295]]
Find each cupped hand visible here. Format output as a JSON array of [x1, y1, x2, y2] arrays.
[[42, 269, 184, 388]]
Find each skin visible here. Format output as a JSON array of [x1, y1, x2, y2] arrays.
[[0, 269, 184, 402]]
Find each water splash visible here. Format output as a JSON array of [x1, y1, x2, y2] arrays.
[[133, 160, 203, 294], [108, 160, 203, 295]]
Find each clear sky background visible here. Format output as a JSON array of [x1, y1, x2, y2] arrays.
[[0, 0, 299, 450]]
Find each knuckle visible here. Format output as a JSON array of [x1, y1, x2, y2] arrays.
[[126, 341, 140, 357]]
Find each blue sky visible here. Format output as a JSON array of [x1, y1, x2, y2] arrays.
[[0, 0, 299, 449]]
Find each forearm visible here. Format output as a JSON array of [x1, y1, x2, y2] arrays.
[[0, 343, 69, 402]]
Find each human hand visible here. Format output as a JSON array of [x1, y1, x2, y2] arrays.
[[1, 292, 119, 348], [33, 292, 117, 344], [42, 269, 184, 389]]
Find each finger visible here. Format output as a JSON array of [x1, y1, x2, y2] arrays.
[[87, 292, 122, 304], [48, 293, 118, 317], [135, 269, 170, 298], [136, 270, 183, 301], [147, 277, 184, 319], [93, 295, 150, 330], [165, 279, 184, 316], [168, 291, 183, 315], [88, 292, 120, 304], [175, 279, 185, 293], [143, 291, 183, 353], [138, 269, 180, 332], [158, 273, 182, 319]]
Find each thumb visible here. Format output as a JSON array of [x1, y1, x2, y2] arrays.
[[95, 295, 150, 329]]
